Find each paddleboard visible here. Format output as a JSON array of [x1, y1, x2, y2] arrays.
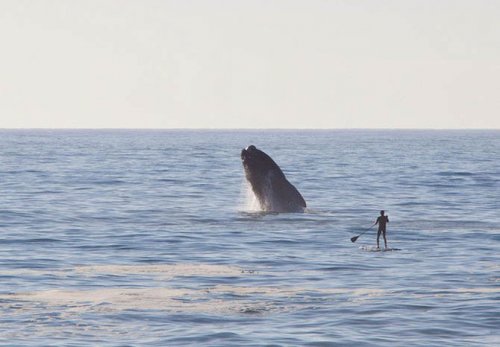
[[360, 246, 401, 252]]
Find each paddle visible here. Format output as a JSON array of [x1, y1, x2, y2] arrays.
[[350, 223, 376, 243]]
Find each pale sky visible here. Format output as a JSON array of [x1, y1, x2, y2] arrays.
[[1, 0, 499, 129]]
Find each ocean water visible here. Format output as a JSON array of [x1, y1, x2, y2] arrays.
[[0, 129, 498, 346]]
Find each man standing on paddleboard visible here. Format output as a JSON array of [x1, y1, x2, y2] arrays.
[[376, 210, 389, 249]]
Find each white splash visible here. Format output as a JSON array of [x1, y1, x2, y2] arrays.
[[240, 174, 280, 212], [240, 179, 261, 212]]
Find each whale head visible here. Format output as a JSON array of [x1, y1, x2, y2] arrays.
[[241, 145, 306, 212]]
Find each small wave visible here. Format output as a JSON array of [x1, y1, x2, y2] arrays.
[[436, 171, 474, 177], [92, 179, 127, 185], [0, 238, 62, 245]]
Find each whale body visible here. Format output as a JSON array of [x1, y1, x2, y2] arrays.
[[241, 145, 306, 213]]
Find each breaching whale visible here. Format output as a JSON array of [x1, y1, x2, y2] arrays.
[[241, 145, 306, 213]]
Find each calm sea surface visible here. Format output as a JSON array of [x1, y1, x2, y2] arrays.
[[0, 130, 498, 346]]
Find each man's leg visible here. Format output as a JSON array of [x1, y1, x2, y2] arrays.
[[377, 230, 381, 248], [383, 230, 388, 249]]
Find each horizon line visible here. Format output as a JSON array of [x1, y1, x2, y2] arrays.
[[0, 127, 498, 131]]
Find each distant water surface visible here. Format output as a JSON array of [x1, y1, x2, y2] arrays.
[[0, 130, 499, 346]]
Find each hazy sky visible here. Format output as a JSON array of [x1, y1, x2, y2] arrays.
[[1, 0, 499, 129]]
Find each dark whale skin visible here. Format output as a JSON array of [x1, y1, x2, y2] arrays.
[[241, 145, 306, 213]]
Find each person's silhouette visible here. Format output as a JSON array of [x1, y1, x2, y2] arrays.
[[375, 210, 389, 249]]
